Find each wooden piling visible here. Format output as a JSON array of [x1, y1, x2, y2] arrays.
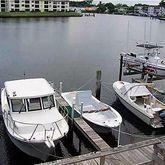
[[141, 64, 145, 80], [80, 102, 83, 118], [119, 54, 123, 81], [59, 82, 63, 94], [95, 70, 102, 100]]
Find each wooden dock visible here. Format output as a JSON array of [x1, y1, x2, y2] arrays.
[[37, 136, 165, 165], [39, 92, 165, 165], [74, 118, 110, 151], [55, 92, 110, 151]]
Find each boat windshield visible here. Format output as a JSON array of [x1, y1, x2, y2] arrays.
[[26, 98, 41, 111], [42, 95, 55, 109], [11, 99, 26, 112]]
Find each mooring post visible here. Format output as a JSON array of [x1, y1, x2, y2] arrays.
[[95, 70, 102, 100], [119, 54, 123, 81], [117, 124, 121, 147], [59, 82, 63, 95], [100, 156, 105, 165], [80, 102, 83, 118], [71, 97, 75, 125], [141, 64, 145, 80]]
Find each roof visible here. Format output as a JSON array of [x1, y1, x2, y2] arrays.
[[136, 43, 163, 49], [5, 78, 55, 99], [121, 83, 151, 97]]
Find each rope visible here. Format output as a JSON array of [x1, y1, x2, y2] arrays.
[[29, 142, 66, 159], [102, 81, 114, 86], [111, 127, 156, 139], [76, 75, 95, 91]]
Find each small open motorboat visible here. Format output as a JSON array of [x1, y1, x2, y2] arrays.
[[113, 81, 165, 128], [62, 90, 122, 133], [1, 78, 69, 161]]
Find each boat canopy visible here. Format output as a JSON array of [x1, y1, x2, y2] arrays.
[[5, 78, 55, 99], [121, 83, 151, 97], [136, 43, 163, 49]]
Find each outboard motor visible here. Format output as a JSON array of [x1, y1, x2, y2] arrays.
[[159, 110, 165, 123]]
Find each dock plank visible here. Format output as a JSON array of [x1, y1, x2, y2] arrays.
[[74, 118, 110, 151], [51, 93, 165, 165]]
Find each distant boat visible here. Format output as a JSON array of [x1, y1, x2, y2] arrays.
[[113, 81, 165, 128], [1, 78, 69, 161], [122, 43, 165, 77], [62, 90, 122, 133]]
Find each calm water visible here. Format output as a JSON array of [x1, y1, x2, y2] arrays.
[[0, 14, 165, 164]]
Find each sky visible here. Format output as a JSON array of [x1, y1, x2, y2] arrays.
[[92, 0, 161, 6]]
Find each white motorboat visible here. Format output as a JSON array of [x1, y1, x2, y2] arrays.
[[123, 43, 165, 77], [1, 78, 69, 161], [113, 81, 165, 128], [62, 90, 122, 133]]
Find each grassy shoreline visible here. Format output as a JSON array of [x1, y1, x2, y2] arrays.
[[0, 12, 82, 18]]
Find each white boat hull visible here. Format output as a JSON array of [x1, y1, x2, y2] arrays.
[[123, 55, 165, 77], [83, 118, 112, 133], [115, 92, 151, 126], [113, 81, 165, 128], [7, 130, 53, 161], [62, 90, 122, 133]]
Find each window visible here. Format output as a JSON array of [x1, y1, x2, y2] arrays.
[[15, 4, 19, 7], [27, 98, 41, 111], [42, 95, 55, 109], [1, 4, 5, 7], [35, 4, 39, 8], [11, 99, 26, 112], [44, 1, 48, 4], [35, 1, 39, 4]]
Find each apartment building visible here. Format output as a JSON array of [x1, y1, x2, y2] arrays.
[[0, 0, 69, 12]]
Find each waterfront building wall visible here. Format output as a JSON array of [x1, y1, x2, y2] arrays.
[[0, 0, 69, 12]]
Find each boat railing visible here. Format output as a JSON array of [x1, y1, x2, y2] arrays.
[[3, 109, 68, 141]]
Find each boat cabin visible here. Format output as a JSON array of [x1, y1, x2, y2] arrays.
[[4, 78, 56, 113]]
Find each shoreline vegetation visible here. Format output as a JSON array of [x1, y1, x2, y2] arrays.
[[0, 12, 82, 18]]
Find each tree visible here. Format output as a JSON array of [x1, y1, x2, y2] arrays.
[[160, 0, 165, 7], [105, 2, 115, 14], [127, 6, 134, 13], [96, 3, 106, 13]]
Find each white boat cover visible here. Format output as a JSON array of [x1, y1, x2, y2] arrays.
[[75, 90, 108, 112], [121, 83, 151, 97]]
